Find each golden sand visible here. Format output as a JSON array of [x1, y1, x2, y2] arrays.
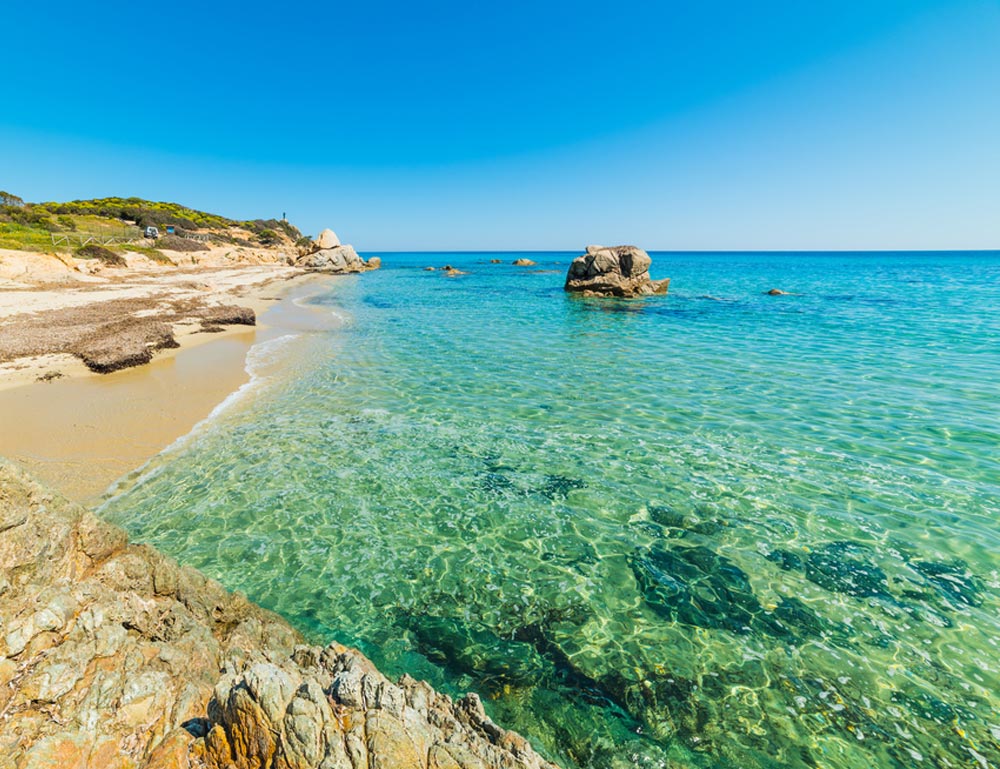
[[0, 272, 337, 505]]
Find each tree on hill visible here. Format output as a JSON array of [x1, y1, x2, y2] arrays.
[[0, 191, 25, 208]]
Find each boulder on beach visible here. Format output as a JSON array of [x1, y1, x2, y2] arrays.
[[512, 258, 537, 266], [312, 228, 341, 250], [295, 245, 366, 273], [564, 245, 669, 298], [295, 228, 380, 274]]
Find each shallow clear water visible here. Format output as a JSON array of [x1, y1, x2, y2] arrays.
[[102, 252, 1000, 769]]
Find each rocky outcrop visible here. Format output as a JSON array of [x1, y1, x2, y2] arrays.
[[294, 235, 381, 274], [296, 245, 367, 273], [512, 259, 536, 267], [564, 245, 669, 298], [313, 229, 341, 250], [0, 461, 557, 769]]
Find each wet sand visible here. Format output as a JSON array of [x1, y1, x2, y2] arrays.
[[0, 334, 254, 503], [0, 274, 337, 505]]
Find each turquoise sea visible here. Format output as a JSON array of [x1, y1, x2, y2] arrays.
[[102, 251, 1000, 769]]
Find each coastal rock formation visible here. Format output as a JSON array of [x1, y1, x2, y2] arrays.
[[765, 288, 790, 296], [564, 245, 669, 298], [294, 237, 381, 274], [512, 259, 536, 266], [0, 461, 558, 769], [296, 244, 367, 273], [313, 229, 341, 250]]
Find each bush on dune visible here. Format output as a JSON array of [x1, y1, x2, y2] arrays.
[[159, 234, 209, 252], [75, 244, 127, 266]]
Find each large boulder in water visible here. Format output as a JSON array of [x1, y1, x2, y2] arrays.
[[564, 245, 669, 297], [295, 244, 366, 273]]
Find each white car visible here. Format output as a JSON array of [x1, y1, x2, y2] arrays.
[[144, 226, 160, 239]]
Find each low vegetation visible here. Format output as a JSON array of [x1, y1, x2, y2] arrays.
[[75, 244, 127, 266], [121, 244, 173, 264], [0, 190, 305, 257], [158, 234, 209, 252]]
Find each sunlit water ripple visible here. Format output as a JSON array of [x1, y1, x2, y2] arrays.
[[102, 251, 1000, 769]]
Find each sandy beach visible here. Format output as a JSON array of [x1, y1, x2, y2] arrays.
[[0, 250, 330, 503]]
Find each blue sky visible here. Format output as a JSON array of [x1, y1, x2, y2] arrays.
[[2, 0, 998, 250]]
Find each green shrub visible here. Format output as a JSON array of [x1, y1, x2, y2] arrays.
[[56, 215, 77, 231], [256, 229, 280, 245]]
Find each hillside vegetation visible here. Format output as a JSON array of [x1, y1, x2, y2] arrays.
[[0, 190, 306, 257]]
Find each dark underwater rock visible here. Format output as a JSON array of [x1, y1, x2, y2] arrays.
[[911, 559, 984, 608], [406, 615, 547, 688], [765, 549, 804, 571], [805, 541, 889, 598], [630, 545, 794, 638], [648, 506, 725, 535], [539, 474, 586, 500]]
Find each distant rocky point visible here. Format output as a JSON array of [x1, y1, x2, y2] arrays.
[[564, 245, 669, 298], [293, 228, 380, 273]]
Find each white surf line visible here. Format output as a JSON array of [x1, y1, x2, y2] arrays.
[[97, 333, 302, 507]]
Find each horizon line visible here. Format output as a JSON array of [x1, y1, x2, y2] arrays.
[[356, 247, 1000, 254]]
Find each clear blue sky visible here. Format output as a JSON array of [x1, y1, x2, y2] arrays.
[[2, 1, 998, 250]]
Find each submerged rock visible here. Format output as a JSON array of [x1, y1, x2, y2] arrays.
[[564, 245, 669, 298], [630, 544, 821, 640], [765, 288, 791, 295], [406, 615, 548, 688], [513, 258, 537, 266], [0, 461, 557, 769], [804, 541, 889, 599], [912, 559, 984, 607]]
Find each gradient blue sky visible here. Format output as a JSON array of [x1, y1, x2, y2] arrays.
[[2, 1, 998, 250]]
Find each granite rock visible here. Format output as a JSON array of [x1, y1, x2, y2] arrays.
[[564, 245, 669, 298], [0, 461, 557, 769]]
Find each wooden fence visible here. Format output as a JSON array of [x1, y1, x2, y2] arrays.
[[51, 229, 143, 247]]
